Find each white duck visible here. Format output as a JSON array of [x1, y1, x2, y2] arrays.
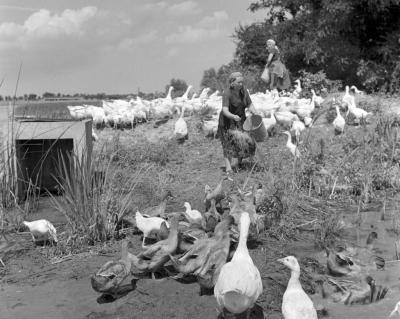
[[92, 128, 99, 141], [135, 211, 169, 248], [23, 219, 58, 243], [290, 120, 306, 141], [214, 212, 263, 319], [183, 202, 203, 225], [174, 105, 188, 141], [303, 116, 313, 127], [274, 111, 299, 127], [283, 131, 300, 158], [278, 256, 317, 319], [390, 301, 400, 317], [333, 103, 345, 134]]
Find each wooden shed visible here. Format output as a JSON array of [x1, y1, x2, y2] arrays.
[[10, 101, 97, 200]]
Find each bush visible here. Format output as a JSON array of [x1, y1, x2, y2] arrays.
[[298, 70, 342, 96]]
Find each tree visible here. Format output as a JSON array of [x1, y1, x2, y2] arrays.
[[42, 92, 55, 98], [28, 94, 37, 100], [200, 68, 220, 91], [166, 78, 188, 98], [234, 0, 400, 92]]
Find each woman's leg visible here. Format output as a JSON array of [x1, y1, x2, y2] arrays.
[[224, 156, 233, 173], [269, 72, 277, 91]]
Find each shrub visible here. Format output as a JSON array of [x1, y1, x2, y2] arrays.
[[298, 70, 342, 96]]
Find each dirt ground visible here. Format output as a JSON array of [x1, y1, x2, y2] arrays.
[[1, 111, 400, 319]]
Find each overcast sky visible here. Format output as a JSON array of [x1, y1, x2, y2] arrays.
[[0, 0, 267, 96]]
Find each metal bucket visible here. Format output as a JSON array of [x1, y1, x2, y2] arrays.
[[243, 115, 267, 142]]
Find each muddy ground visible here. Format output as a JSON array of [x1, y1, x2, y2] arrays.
[[1, 109, 400, 319]]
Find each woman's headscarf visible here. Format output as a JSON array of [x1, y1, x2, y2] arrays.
[[229, 72, 243, 85], [267, 39, 276, 46]]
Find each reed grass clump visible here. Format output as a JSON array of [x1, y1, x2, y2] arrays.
[[49, 149, 152, 247]]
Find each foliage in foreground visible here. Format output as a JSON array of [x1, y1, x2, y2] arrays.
[[48, 149, 152, 248]]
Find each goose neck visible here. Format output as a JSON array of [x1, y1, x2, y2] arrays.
[[237, 216, 250, 250], [288, 269, 301, 287]]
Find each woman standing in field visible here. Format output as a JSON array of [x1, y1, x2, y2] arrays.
[[262, 39, 291, 93], [217, 72, 258, 174]]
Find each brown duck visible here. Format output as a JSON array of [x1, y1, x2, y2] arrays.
[[91, 240, 132, 296], [129, 214, 180, 280], [201, 198, 220, 233], [169, 215, 234, 289], [204, 177, 227, 211], [141, 190, 174, 218]]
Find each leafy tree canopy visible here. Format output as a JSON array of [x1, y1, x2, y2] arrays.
[[233, 0, 400, 92], [166, 78, 188, 98]]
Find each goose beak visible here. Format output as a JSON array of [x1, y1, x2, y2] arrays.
[[277, 258, 284, 263]]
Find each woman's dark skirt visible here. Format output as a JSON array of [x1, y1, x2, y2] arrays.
[[219, 129, 256, 159]]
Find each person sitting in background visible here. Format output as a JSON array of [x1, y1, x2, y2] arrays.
[[217, 72, 258, 174], [263, 39, 291, 95]]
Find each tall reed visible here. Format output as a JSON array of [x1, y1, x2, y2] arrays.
[[49, 148, 152, 245]]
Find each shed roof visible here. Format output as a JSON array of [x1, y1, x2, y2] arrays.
[[14, 100, 102, 122]]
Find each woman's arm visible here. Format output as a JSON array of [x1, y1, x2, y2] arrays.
[[266, 52, 273, 67], [222, 106, 240, 121]]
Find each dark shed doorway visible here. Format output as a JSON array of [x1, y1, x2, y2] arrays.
[[16, 139, 73, 198]]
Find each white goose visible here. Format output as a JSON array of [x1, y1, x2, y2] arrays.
[[278, 256, 317, 319], [199, 87, 211, 100], [214, 212, 263, 319], [283, 131, 300, 158], [311, 89, 324, 107], [342, 85, 354, 112], [274, 111, 299, 128], [174, 105, 188, 141], [351, 85, 364, 95], [23, 219, 58, 243], [174, 85, 193, 106], [333, 103, 345, 134], [262, 110, 277, 132], [292, 79, 302, 98], [208, 90, 220, 99], [347, 102, 372, 123]]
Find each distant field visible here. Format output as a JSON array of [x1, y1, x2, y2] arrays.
[[0, 104, 10, 139], [0, 100, 102, 139]]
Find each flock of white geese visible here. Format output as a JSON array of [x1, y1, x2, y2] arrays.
[[67, 80, 373, 160]]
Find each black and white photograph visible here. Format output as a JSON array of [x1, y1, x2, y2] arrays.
[[0, 0, 400, 318]]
